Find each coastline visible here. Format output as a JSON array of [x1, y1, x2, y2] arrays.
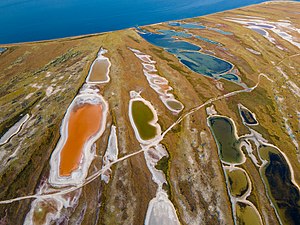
[[0, 1, 296, 46]]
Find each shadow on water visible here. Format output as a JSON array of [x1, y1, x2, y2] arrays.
[[260, 146, 300, 225]]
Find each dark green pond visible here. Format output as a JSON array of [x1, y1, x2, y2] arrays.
[[166, 100, 183, 111], [226, 169, 249, 197], [236, 201, 262, 225], [208, 116, 243, 163], [239, 106, 258, 125], [259, 146, 300, 225], [131, 100, 158, 141]]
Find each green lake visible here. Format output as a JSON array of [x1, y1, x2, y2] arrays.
[[236, 201, 262, 225], [208, 116, 243, 163], [226, 169, 249, 197], [131, 100, 158, 141], [166, 100, 183, 111]]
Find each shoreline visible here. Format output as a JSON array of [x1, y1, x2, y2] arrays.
[[128, 92, 162, 145], [0, 1, 296, 47]]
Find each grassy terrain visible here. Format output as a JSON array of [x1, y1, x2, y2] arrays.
[[0, 1, 299, 225]]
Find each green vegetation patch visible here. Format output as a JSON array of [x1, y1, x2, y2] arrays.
[[155, 156, 169, 175], [155, 155, 171, 195]]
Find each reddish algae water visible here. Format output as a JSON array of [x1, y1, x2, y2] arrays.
[[59, 103, 103, 176]]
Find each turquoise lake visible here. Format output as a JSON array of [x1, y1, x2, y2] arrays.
[[0, 0, 270, 44]]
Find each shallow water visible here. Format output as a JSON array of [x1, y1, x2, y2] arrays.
[[59, 103, 103, 176], [166, 100, 183, 111], [87, 59, 110, 82], [226, 169, 249, 197], [158, 29, 193, 38], [131, 100, 158, 140], [138, 30, 200, 51], [220, 73, 240, 81], [138, 28, 238, 81], [0, 47, 6, 53], [236, 201, 262, 225], [240, 107, 257, 125], [208, 28, 233, 35], [250, 28, 267, 36], [195, 35, 220, 45], [208, 116, 243, 163], [259, 146, 300, 225], [175, 50, 233, 77], [32, 198, 59, 224], [169, 22, 206, 29]]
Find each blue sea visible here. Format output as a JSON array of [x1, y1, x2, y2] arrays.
[[0, 0, 271, 44]]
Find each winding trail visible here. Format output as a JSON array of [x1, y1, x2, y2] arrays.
[[0, 73, 272, 205], [1, 34, 298, 207]]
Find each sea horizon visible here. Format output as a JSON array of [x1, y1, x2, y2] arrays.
[[0, 0, 276, 45]]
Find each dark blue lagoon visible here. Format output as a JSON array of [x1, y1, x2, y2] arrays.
[[169, 22, 206, 29], [138, 29, 201, 51], [174, 50, 233, 77], [138, 28, 235, 79], [0, 0, 269, 44]]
